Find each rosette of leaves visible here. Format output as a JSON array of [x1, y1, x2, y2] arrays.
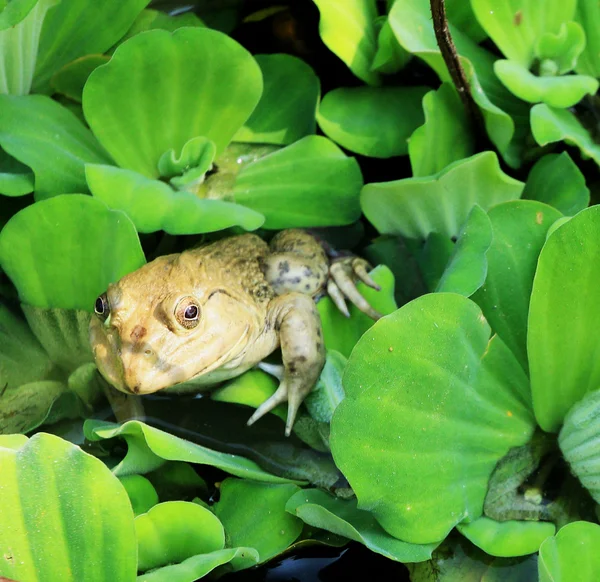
[[329, 203, 600, 563], [471, 0, 599, 109]]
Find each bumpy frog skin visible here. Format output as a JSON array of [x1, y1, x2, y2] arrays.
[[90, 229, 381, 435]]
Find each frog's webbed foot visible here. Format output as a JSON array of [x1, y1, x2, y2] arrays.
[[327, 257, 382, 320], [248, 293, 325, 436]]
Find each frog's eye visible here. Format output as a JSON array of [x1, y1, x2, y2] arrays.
[[175, 296, 201, 330], [94, 293, 110, 321]]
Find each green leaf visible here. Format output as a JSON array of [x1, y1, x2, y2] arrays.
[[538, 522, 600, 582], [361, 152, 524, 239], [528, 206, 600, 432], [575, 0, 600, 77], [317, 86, 428, 158], [534, 22, 586, 75], [0, 0, 39, 29], [136, 501, 224, 572], [312, 0, 380, 86], [214, 479, 302, 565], [472, 201, 562, 372], [211, 369, 285, 422], [331, 293, 536, 544], [458, 517, 555, 558], [21, 306, 94, 372], [408, 83, 476, 178], [119, 474, 159, 516], [86, 164, 264, 235], [286, 489, 438, 562], [371, 17, 411, 74], [471, 0, 577, 67], [233, 54, 319, 146], [531, 105, 600, 166], [559, 389, 600, 503], [83, 28, 262, 178], [50, 55, 110, 103], [0, 433, 136, 581], [446, 0, 487, 43], [0, 0, 58, 94], [494, 60, 598, 108], [137, 547, 259, 582], [0, 149, 34, 196], [0, 95, 112, 199], [33, 0, 151, 92], [389, 0, 529, 168], [0, 304, 53, 390], [317, 265, 397, 358], [0, 194, 145, 310], [435, 205, 493, 296], [304, 350, 346, 424], [157, 136, 216, 190], [233, 136, 363, 229], [84, 419, 304, 484], [522, 152, 589, 216]]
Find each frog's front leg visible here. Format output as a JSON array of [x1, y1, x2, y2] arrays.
[[247, 292, 325, 436], [262, 229, 382, 320]]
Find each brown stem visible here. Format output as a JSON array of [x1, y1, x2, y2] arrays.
[[430, 0, 487, 145]]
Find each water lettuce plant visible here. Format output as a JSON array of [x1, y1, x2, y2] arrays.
[[1, 0, 600, 580]]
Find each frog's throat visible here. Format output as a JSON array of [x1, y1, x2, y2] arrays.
[[188, 324, 251, 381]]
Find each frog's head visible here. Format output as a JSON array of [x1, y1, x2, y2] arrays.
[[89, 253, 260, 395]]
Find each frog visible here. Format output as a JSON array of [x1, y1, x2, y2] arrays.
[[89, 229, 381, 435]]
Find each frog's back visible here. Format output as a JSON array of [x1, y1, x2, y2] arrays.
[[189, 234, 274, 303]]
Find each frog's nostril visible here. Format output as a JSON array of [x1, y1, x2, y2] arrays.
[[144, 348, 152, 356]]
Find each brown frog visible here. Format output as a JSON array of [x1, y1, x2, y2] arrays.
[[89, 229, 381, 435]]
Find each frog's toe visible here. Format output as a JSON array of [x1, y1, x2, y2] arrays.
[[330, 258, 382, 320], [247, 383, 289, 430]]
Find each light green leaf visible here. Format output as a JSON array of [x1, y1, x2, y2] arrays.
[[575, 0, 600, 77], [389, 0, 529, 168], [0, 149, 33, 196], [119, 474, 159, 516], [535, 21, 586, 75], [494, 60, 598, 108], [33, 0, 151, 92], [137, 547, 259, 582], [0, 433, 137, 582], [361, 152, 524, 239], [84, 419, 304, 484], [317, 86, 428, 158], [0, 0, 39, 29], [0, 0, 58, 94], [523, 152, 589, 216], [50, 54, 110, 102], [472, 200, 562, 372], [233, 135, 363, 229], [286, 489, 438, 562], [331, 293, 536, 544], [458, 516, 555, 558], [408, 83, 476, 178], [435, 205, 492, 296], [538, 522, 600, 582], [371, 17, 411, 74], [234, 54, 319, 146], [214, 479, 302, 565], [0, 194, 145, 310], [86, 164, 264, 234], [136, 501, 224, 572], [312, 0, 380, 85], [531, 105, 600, 166], [559, 389, 600, 503], [83, 28, 262, 177], [0, 95, 112, 199], [317, 265, 397, 358], [529, 206, 600, 432], [471, 0, 577, 67]]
